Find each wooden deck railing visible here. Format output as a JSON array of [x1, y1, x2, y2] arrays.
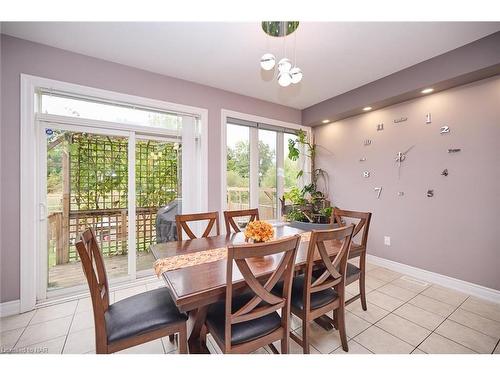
[[226, 186, 277, 220], [48, 207, 159, 264], [47, 187, 280, 265]]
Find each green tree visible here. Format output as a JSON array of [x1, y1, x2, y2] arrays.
[[227, 140, 275, 184], [227, 141, 250, 179]]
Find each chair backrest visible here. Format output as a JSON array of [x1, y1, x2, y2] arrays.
[[333, 208, 372, 248], [175, 211, 220, 240], [75, 228, 110, 346], [223, 208, 260, 234], [303, 225, 355, 311], [225, 235, 301, 350]]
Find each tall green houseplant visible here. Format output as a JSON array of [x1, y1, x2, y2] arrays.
[[283, 130, 332, 224]]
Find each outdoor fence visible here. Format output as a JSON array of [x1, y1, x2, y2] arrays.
[[47, 187, 280, 265], [226, 186, 277, 220], [48, 207, 159, 264]]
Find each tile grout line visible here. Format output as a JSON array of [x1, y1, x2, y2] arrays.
[[20, 312, 78, 329], [11, 309, 38, 350], [11, 303, 76, 352], [356, 279, 433, 354], [446, 311, 500, 341], [349, 275, 436, 353], [60, 304, 78, 354], [390, 281, 465, 353], [417, 296, 480, 354], [458, 303, 500, 324], [6, 264, 499, 355]]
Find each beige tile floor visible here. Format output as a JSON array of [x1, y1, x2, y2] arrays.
[[1, 262, 500, 354]]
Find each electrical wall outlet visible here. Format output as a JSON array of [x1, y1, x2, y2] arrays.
[[384, 236, 391, 246]]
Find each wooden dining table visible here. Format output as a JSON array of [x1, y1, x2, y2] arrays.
[[151, 223, 342, 353]]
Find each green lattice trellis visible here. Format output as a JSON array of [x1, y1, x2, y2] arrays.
[[67, 133, 179, 259]]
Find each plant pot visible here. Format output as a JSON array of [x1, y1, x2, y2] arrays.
[[288, 221, 338, 231]]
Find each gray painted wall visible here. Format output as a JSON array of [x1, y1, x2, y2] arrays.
[[314, 76, 500, 290], [0, 35, 301, 303]]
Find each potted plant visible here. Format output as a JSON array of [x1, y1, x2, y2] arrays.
[[281, 130, 337, 230]]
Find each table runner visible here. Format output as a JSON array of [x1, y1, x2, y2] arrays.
[[153, 231, 311, 276]]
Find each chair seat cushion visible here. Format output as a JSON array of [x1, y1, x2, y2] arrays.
[[206, 293, 282, 346], [312, 262, 361, 285], [273, 274, 338, 311], [105, 287, 187, 344], [346, 262, 361, 284]]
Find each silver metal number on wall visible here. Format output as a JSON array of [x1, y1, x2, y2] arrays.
[[425, 113, 432, 124], [394, 117, 408, 124], [363, 171, 370, 178], [440, 126, 450, 134], [377, 123, 384, 131], [374, 187, 382, 199], [364, 139, 372, 146]]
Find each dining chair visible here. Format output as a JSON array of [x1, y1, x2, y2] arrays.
[[75, 228, 188, 354], [223, 208, 260, 234], [332, 208, 372, 311], [175, 211, 220, 241], [274, 225, 354, 353], [204, 235, 301, 354]]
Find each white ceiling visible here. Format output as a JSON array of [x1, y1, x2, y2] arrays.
[[2, 22, 499, 109]]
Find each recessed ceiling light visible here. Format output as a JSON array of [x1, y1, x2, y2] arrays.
[[421, 88, 434, 94], [322, 119, 330, 124], [363, 107, 372, 111]]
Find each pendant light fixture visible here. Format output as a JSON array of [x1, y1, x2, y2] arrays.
[[260, 53, 276, 71], [260, 21, 302, 87]]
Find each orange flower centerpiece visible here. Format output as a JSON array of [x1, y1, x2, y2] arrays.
[[244, 220, 275, 243]]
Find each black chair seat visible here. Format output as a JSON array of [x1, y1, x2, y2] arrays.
[[273, 274, 338, 311], [206, 293, 282, 346], [345, 262, 361, 284], [312, 262, 361, 285], [105, 287, 187, 344]]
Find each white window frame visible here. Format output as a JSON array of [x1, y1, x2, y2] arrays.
[[220, 109, 311, 219], [20, 74, 208, 312]]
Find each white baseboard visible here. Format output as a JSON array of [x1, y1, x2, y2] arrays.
[[0, 299, 21, 318], [367, 254, 500, 304]]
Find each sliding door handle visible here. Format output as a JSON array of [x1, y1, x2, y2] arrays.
[[39, 203, 47, 221]]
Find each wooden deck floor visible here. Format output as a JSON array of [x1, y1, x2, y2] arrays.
[[48, 252, 157, 290]]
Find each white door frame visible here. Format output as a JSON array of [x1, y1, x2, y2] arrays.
[[220, 109, 310, 216], [20, 74, 208, 312]]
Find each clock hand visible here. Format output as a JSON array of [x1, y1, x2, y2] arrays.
[[402, 145, 415, 155]]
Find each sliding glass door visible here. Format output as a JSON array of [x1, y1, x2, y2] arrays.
[[226, 123, 250, 212], [36, 90, 198, 300], [225, 116, 309, 221], [41, 125, 132, 292], [135, 136, 180, 273], [258, 129, 277, 220]]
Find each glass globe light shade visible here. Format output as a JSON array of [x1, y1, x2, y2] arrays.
[[290, 67, 303, 84], [260, 53, 276, 71], [278, 58, 292, 73], [278, 71, 292, 87]]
